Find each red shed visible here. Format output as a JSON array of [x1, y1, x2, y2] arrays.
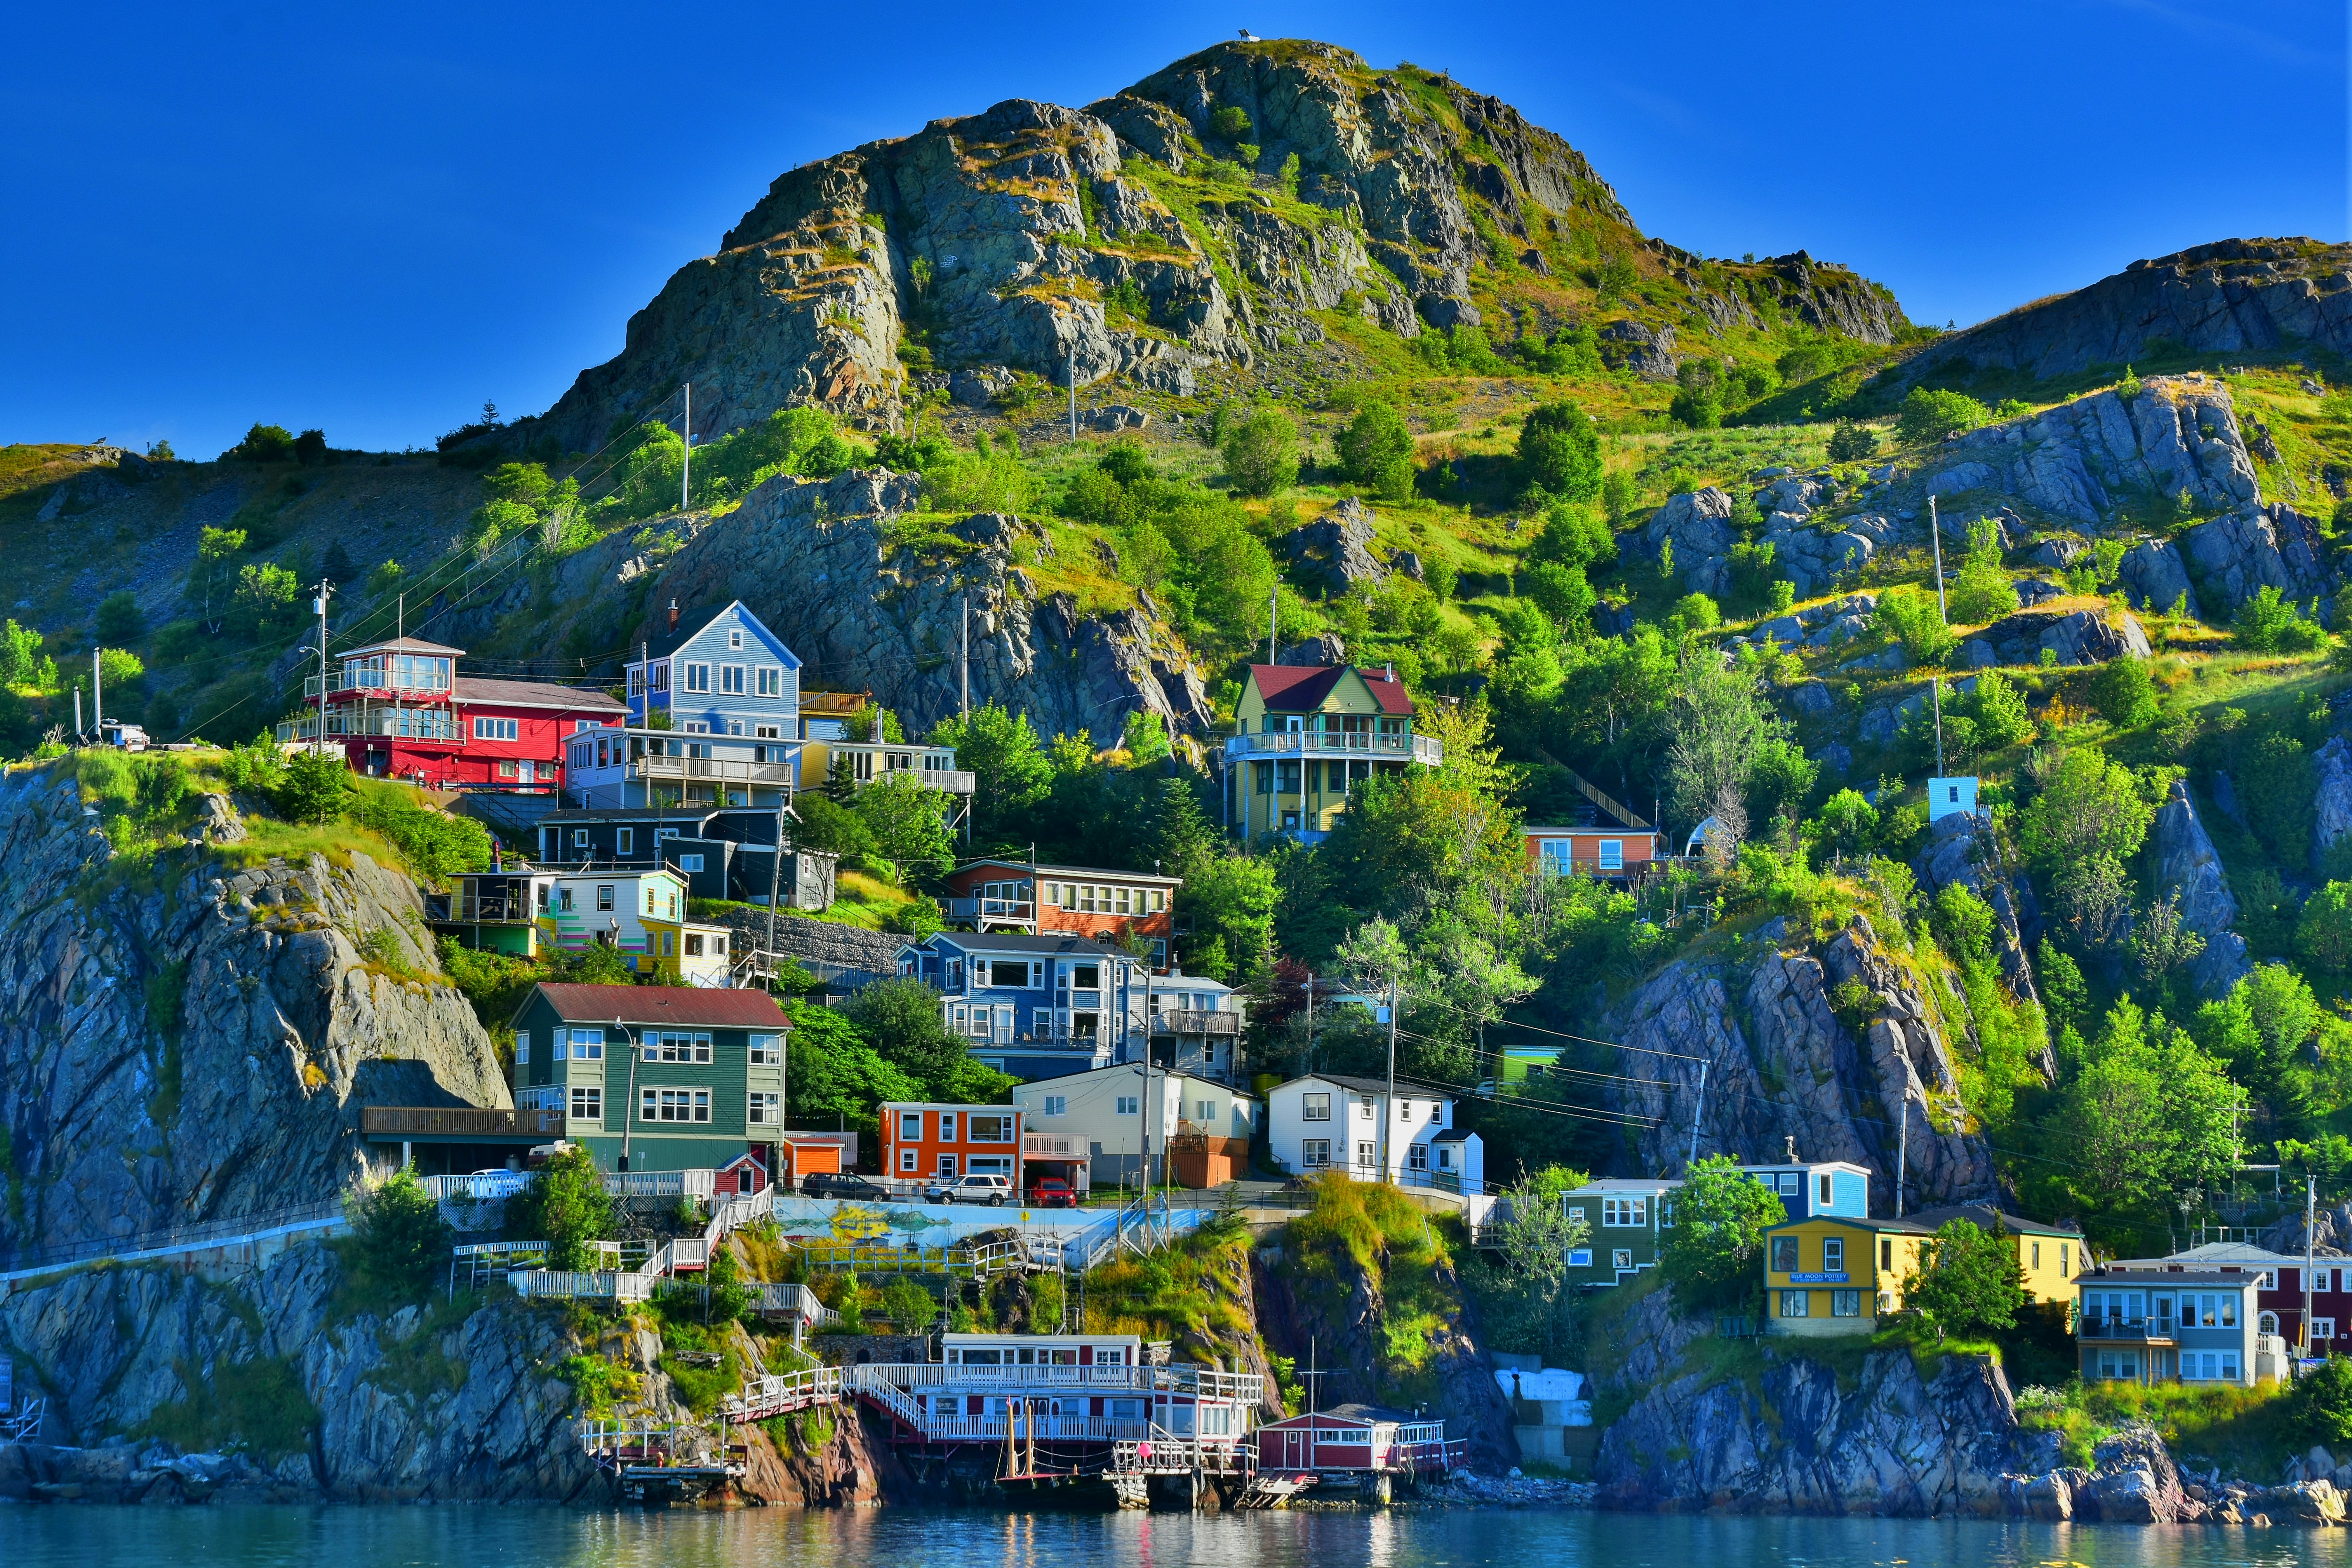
[[1254, 1404, 1458, 1475]]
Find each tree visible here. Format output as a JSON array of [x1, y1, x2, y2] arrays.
[[851, 771, 955, 882], [1660, 1154, 1788, 1311], [1667, 362, 1724, 430], [1826, 421, 1877, 462], [276, 748, 352, 824], [1948, 520, 2019, 624], [2129, 891, 2206, 993], [1222, 407, 1299, 497], [2020, 749, 2156, 868], [929, 703, 1051, 844], [2235, 585, 2326, 653], [1904, 1217, 2025, 1337], [845, 977, 978, 1097], [1873, 585, 1957, 663], [233, 561, 301, 638], [1489, 1168, 1592, 1346], [1819, 788, 1878, 855], [2288, 1355, 2352, 1449], [1180, 852, 1279, 979], [2092, 656, 2159, 726], [1524, 561, 1596, 629], [95, 590, 143, 644], [505, 1146, 615, 1271], [294, 428, 328, 466], [1666, 652, 1772, 829], [342, 1164, 455, 1304], [1966, 669, 2033, 749], [1209, 104, 1251, 141], [226, 422, 296, 462], [1517, 402, 1603, 500], [1896, 387, 1991, 446], [792, 791, 877, 860], [2298, 881, 2352, 971], [1337, 400, 1415, 500], [190, 525, 247, 633]]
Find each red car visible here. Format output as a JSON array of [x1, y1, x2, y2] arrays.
[[1028, 1178, 1078, 1209]]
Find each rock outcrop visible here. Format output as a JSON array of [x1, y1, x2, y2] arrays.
[[2314, 736, 2352, 874], [1603, 915, 1996, 1212], [1913, 811, 2049, 1065], [2178, 501, 2335, 622], [1892, 238, 2352, 388], [1922, 376, 2259, 526], [1640, 487, 1738, 596], [1975, 607, 2151, 666], [2149, 780, 2252, 997], [0, 767, 507, 1268], [1281, 495, 1389, 591]]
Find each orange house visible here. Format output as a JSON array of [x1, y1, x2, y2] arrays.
[[1522, 826, 1660, 880], [941, 858, 1180, 971], [880, 1102, 1025, 1186]]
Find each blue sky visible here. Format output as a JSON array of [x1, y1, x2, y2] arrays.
[[3, 1, 2341, 457]]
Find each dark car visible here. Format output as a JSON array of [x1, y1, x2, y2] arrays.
[[1028, 1178, 1078, 1209], [802, 1172, 890, 1201]]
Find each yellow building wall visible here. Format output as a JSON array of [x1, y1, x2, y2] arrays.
[[1764, 1220, 1930, 1325], [2011, 1231, 2080, 1305]]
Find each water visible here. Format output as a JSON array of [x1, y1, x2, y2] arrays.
[[8, 1507, 2352, 1568]]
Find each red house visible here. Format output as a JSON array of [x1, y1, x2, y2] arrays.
[[294, 636, 626, 792], [1255, 1404, 1459, 1476], [2120, 1243, 2352, 1351]]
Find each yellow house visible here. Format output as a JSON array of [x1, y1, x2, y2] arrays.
[[1764, 1204, 2082, 1336], [1226, 662, 1442, 841]]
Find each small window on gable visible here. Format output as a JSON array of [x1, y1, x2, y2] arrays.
[[729, 629, 744, 650]]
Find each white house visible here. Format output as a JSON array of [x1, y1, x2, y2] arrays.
[[1265, 1074, 1483, 1193], [1010, 1062, 1257, 1190], [1926, 776, 1979, 821]]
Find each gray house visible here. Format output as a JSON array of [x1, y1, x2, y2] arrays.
[[2077, 1268, 2268, 1386], [625, 599, 803, 739]]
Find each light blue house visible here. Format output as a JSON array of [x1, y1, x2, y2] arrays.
[[1741, 1159, 1874, 1223], [894, 931, 1148, 1082], [626, 600, 803, 740]]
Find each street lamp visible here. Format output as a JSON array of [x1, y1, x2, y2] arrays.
[[614, 1017, 640, 1172]]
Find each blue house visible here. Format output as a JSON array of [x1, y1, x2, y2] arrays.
[[625, 600, 804, 741], [1741, 1159, 1874, 1222], [894, 931, 1147, 1082]]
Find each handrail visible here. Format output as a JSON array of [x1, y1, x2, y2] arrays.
[[0, 1198, 348, 1277], [1222, 730, 1443, 764]]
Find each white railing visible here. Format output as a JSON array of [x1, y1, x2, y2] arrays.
[[1114, 1433, 1256, 1474], [754, 1282, 838, 1324], [857, 1363, 1263, 1401], [630, 756, 795, 785], [947, 897, 1035, 922], [1151, 1010, 1241, 1036], [1023, 1131, 1085, 1159], [723, 1366, 843, 1420], [513, 1269, 652, 1302], [1223, 730, 1442, 764], [895, 1414, 1148, 1442]]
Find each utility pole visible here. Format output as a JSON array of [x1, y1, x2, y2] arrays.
[[680, 383, 692, 512], [617, 1018, 640, 1172], [1896, 1092, 1909, 1218], [91, 647, 103, 741], [960, 597, 970, 720], [1931, 675, 1945, 776], [1268, 586, 1279, 666], [1928, 494, 1947, 625], [1068, 342, 1078, 443], [1382, 980, 1399, 1184], [1687, 1059, 1709, 1167], [313, 578, 334, 756], [1304, 971, 1317, 1077], [2305, 1174, 2318, 1356]]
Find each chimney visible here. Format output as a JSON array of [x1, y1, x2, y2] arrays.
[[1384, 661, 1395, 682], [1784, 1134, 1797, 1162], [667, 599, 679, 631]]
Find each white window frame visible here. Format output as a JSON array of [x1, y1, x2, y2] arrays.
[[1601, 1195, 1648, 1228], [1302, 1138, 1330, 1168], [683, 662, 712, 693], [641, 1087, 712, 1123], [1598, 838, 1622, 870], [748, 1091, 780, 1124], [728, 629, 744, 651], [749, 1034, 782, 1066], [757, 666, 783, 697], [1300, 1092, 1331, 1122], [1115, 1096, 1139, 1115], [570, 1085, 602, 1123], [514, 1030, 530, 1065], [899, 1148, 918, 1172], [720, 664, 746, 696], [1042, 1095, 1068, 1116]]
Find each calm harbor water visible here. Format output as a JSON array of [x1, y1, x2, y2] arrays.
[[7, 1506, 2352, 1568]]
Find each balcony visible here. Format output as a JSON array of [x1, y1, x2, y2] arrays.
[[1224, 729, 1443, 765], [363, 1106, 567, 1139], [629, 755, 796, 786], [1023, 1131, 1086, 1159], [304, 672, 454, 701], [278, 709, 460, 743], [1152, 1010, 1240, 1036], [423, 889, 539, 924], [946, 896, 1035, 924], [830, 741, 977, 795], [2077, 1315, 2176, 1343]]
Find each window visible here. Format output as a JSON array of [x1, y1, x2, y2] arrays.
[[749, 1035, 782, 1065], [2032, 1242, 2041, 1270], [567, 1029, 604, 1060], [1301, 1092, 1331, 1122], [1197, 1100, 1214, 1122], [1598, 839, 1623, 870], [1817, 1173, 1833, 1207], [1780, 1290, 1810, 1318], [968, 1114, 1013, 1143], [2313, 1318, 2335, 1340], [899, 1148, 918, 1172], [570, 1086, 601, 1123], [757, 667, 783, 697], [514, 1030, 530, 1065], [2221, 1295, 2238, 1328], [898, 1112, 922, 1141], [2258, 1270, 2279, 1290], [572, 829, 590, 851], [2260, 1311, 2280, 1335], [617, 827, 635, 855], [936, 1153, 958, 1178], [1407, 1144, 1428, 1172], [1822, 1237, 1844, 1274], [1611, 1248, 1633, 1270], [677, 853, 704, 873], [720, 664, 746, 695], [1770, 1236, 1799, 1274], [683, 662, 711, 693], [472, 716, 519, 741], [596, 885, 614, 912], [2061, 1243, 2070, 1278], [1357, 1095, 1376, 1119], [728, 629, 743, 651], [643, 1032, 712, 1064], [2221, 1352, 2241, 1382], [1115, 1096, 1139, 1115], [1042, 1095, 1067, 1116], [755, 725, 780, 739], [1881, 1239, 1894, 1271], [1831, 1289, 1862, 1317], [641, 1088, 711, 1123], [1071, 962, 1100, 990], [1355, 1140, 1377, 1169], [497, 760, 521, 780], [937, 1113, 957, 1142], [1601, 1196, 1648, 1227], [748, 1092, 780, 1124], [1302, 1139, 1330, 1168], [1567, 1248, 1592, 1268]]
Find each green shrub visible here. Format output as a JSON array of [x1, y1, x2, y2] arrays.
[[505, 1146, 615, 1270], [1667, 363, 1724, 430], [2092, 656, 2159, 726], [2234, 585, 2326, 653], [220, 731, 287, 797], [1337, 401, 1414, 493], [2296, 882, 2352, 972], [1517, 401, 1602, 500], [342, 1165, 455, 1306], [275, 748, 352, 823], [1897, 387, 1991, 446], [1874, 586, 1957, 663], [224, 422, 297, 463], [1221, 407, 1299, 497], [347, 782, 493, 883], [1672, 591, 1721, 630], [96, 590, 144, 643], [1826, 422, 1877, 462], [1948, 520, 2019, 624], [1209, 105, 1251, 142]]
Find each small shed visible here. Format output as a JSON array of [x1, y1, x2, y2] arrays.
[[1254, 1403, 1455, 1475], [1926, 776, 1980, 821]]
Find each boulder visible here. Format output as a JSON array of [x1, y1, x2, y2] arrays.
[[2180, 501, 2336, 622], [1808, 612, 1873, 649], [1641, 487, 1739, 597], [2039, 609, 2151, 665], [1754, 614, 1807, 647], [1939, 504, 2020, 549], [2028, 534, 2087, 570], [1926, 462, 1996, 497], [2075, 1427, 2193, 1523], [2150, 779, 2253, 996], [1814, 742, 1853, 774], [1915, 809, 2048, 1040], [2015, 578, 2064, 606], [949, 365, 1017, 406], [2313, 735, 2352, 874], [1756, 473, 1831, 518], [1389, 549, 1425, 581], [1278, 632, 1347, 667], [1597, 319, 1677, 380], [1958, 638, 1998, 669], [1282, 496, 1388, 591], [2117, 538, 2194, 614], [1788, 681, 1836, 719]]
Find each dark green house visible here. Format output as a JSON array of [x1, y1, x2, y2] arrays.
[[509, 982, 791, 1174]]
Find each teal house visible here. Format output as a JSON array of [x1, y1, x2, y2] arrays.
[[508, 983, 792, 1174]]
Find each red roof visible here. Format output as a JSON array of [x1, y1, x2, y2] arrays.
[[530, 983, 790, 1028], [1247, 665, 1414, 716], [454, 677, 627, 713]]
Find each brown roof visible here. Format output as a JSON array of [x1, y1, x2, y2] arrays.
[[529, 983, 790, 1028], [342, 636, 467, 657], [1248, 664, 1414, 716], [454, 677, 627, 713]]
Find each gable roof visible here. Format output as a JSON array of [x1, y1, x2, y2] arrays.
[[454, 677, 627, 712], [1283, 1072, 1453, 1102], [343, 636, 466, 658], [953, 858, 1183, 885], [538, 807, 722, 825], [632, 600, 799, 665], [1905, 1202, 2080, 1238], [1246, 663, 1414, 716], [525, 983, 789, 1029], [1010, 1061, 1259, 1098], [914, 931, 1120, 957], [1763, 1213, 1937, 1236]]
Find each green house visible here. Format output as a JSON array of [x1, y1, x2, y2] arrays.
[[509, 982, 791, 1173], [1562, 1178, 1680, 1289]]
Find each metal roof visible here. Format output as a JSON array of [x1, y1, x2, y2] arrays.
[[526, 983, 790, 1029]]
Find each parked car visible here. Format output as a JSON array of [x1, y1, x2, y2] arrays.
[[1027, 1178, 1078, 1209], [928, 1172, 1013, 1205], [802, 1172, 891, 1201]]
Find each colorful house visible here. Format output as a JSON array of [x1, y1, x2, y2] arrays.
[[1763, 1205, 2080, 1335], [2077, 1269, 2269, 1386], [1255, 1405, 1457, 1478], [1521, 767, 1660, 881], [895, 931, 1147, 1080], [531, 867, 731, 982], [879, 1102, 1025, 1186], [1265, 1075, 1480, 1192], [1009, 1062, 1258, 1191], [1224, 663, 1440, 842], [532, 804, 836, 910], [1561, 1178, 1682, 1288], [504, 983, 792, 1173], [287, 635, 626, 791], [624, 600, 803, 741], [940, 858, 1181, 969]]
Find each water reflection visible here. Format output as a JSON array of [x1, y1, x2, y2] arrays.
[[6, 1505, 2352, 1568]]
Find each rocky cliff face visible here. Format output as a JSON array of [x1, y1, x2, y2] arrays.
[[1601, 915, 1996, 1212], [2147, 780, 2253, 997], [1895, 238, 2352, 388], [1912, 811, 2049, 1065], [0, 767, 506, 1267]]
